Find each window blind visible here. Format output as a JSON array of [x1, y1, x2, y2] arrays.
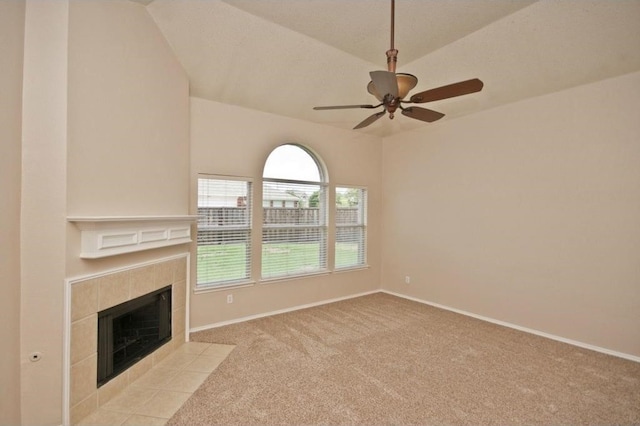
[[335, 187, 367, 269], [262, 180, 328, 279], [197, 177, 252, 288]]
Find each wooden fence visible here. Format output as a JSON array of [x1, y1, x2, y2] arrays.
[[197, 207, 360, 244]]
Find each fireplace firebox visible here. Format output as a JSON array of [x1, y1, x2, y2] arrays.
[[97, 286, 172, 387]]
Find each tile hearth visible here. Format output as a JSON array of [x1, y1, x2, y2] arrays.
[[77, 342, 235, 426]]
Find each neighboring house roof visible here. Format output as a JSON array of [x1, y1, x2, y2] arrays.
[[198, 181, 305, 207], [263, 183, 303, 202]]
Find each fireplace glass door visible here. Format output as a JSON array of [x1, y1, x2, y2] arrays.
[[97, 285, 172, 387]]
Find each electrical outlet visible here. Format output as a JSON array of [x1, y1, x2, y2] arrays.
[[227, 294, 233, 304], [405, 276, 411, 284]]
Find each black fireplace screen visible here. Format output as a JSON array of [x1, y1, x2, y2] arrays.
[[97, 285, 172, 387]]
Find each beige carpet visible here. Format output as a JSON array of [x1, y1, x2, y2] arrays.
[[168, 293, 640, 425]]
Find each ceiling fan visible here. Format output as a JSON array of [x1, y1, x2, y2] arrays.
[[313, 0, 484, 130]]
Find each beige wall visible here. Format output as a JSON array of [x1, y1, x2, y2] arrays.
[[66, 1, 189, 220], [19, 1, 191, 424], [189, 97, 382, 328], [0, 1, 25, 424], [381, 71, 640, 357], [21, 1, 70, 424]]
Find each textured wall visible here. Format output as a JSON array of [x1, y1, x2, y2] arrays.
[[66, 1, 189, 219], [0, 1, 25, 424], [381, 71, 640, 357], [20, 1, 70, 423]]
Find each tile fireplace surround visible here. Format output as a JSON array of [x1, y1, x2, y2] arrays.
[[67, 255, 188, 425]]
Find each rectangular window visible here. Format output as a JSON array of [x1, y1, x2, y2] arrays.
[[335, 187, 367, 269], [197, 176, 252, 288], [262, 180, 327, 279]]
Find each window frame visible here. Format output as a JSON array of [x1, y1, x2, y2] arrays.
[[335, 186, 368, 270], [195, 174, 254, 290], [261, 144, 329, 281]]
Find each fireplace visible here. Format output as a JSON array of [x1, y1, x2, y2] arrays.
[[97, 285, 172, 387]]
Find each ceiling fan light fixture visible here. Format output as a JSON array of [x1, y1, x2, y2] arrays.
[[396, 73, 418, 98], [367, 73, 418, 101], [366, 81, 382, 101]]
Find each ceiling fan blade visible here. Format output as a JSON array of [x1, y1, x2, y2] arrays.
[[313, 104, 379, 110], [401, 106, 445, 123], [370, 71, 399, 98], [409, 78, 484, 103], [354, 111, 386, 129]]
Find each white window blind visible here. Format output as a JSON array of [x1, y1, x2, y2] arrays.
[[262, 180, 328, 279], [335, 187, 367, 269], [197, 177, 252, 288]]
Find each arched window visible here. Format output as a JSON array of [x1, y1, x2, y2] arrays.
[[262, 144, 328, 279]]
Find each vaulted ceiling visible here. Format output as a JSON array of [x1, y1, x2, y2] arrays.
[[141, 0, 640, 137]]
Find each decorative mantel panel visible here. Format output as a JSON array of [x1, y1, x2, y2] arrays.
[[68, 216, 198, 259]]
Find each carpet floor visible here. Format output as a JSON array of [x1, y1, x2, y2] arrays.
[[167, 293, 640, 425]]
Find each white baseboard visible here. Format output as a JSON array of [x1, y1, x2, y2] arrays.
[[189, 290, 379, 333], [381, 290, 640, 363]]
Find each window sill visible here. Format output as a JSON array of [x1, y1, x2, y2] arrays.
[[193, 266, 370, 293], [259, 269, 331, 285], [334, 265, 371, 273], [194, 280, 256, 294]]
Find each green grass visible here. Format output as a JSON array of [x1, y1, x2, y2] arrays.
[[197, 242, 363, 284], [197, 243, 248, 284], [335, 242, 360, 269], [262, 242, 323, 278]]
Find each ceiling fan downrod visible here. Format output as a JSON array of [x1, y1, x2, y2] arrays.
[[386, 0, 398, 73], [385, 0, 399, 118]]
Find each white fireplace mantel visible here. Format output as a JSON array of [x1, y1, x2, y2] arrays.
[[68, 215, 198, 259]]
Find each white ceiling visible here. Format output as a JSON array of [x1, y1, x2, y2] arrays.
[[144, 0, 640, 137]]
